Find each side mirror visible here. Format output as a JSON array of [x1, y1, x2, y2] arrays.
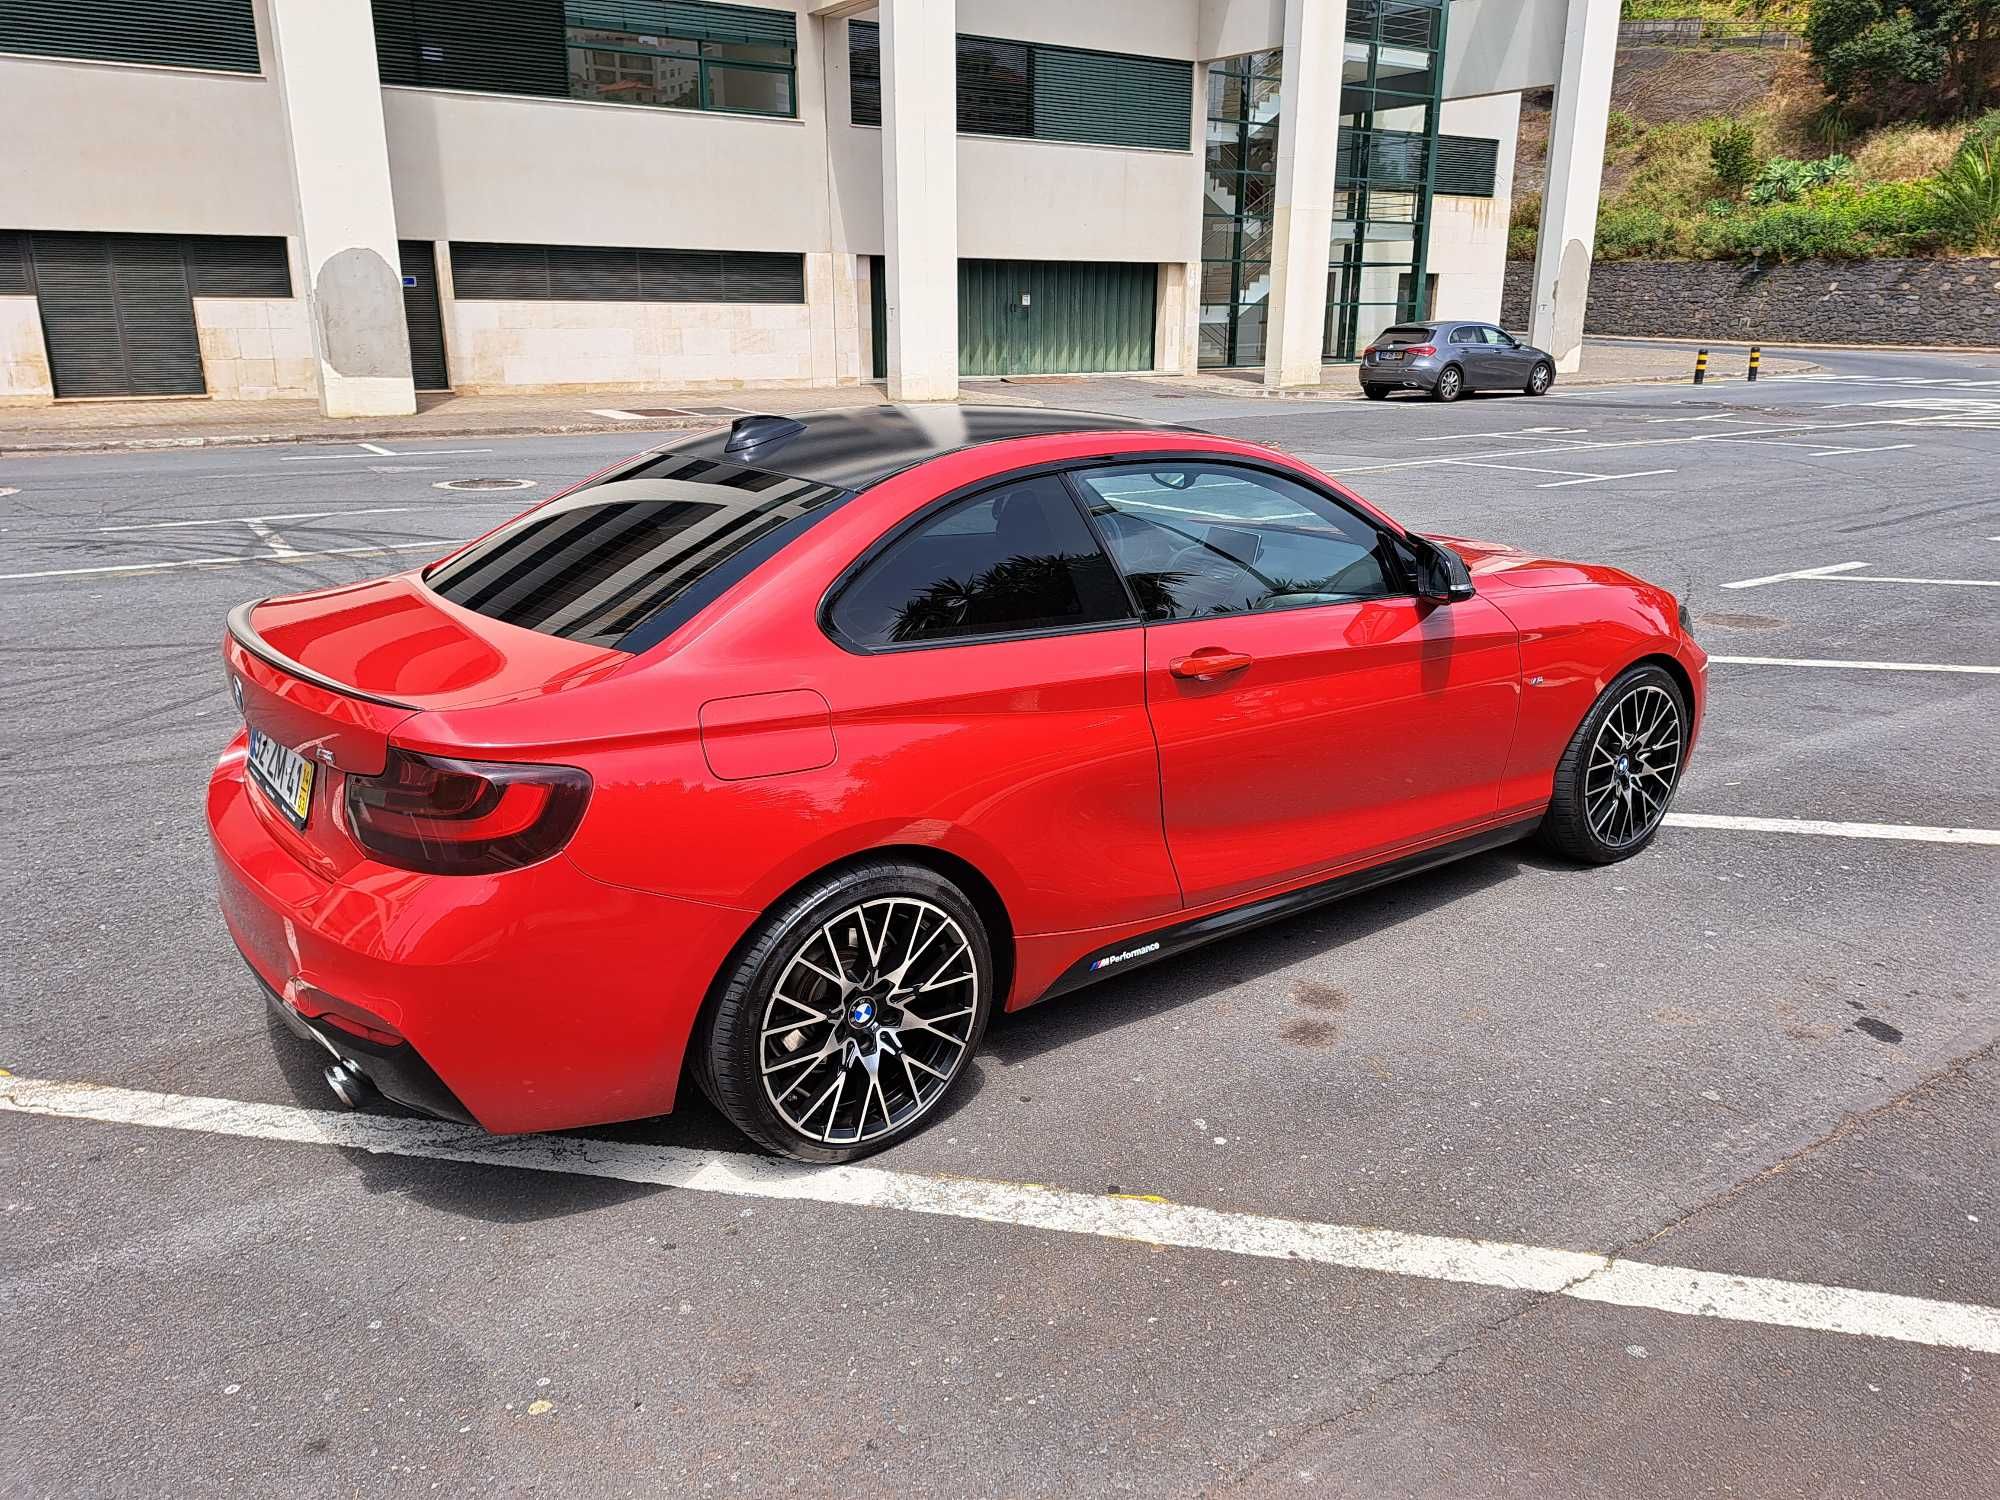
[[1410, 537, 1476, 603]]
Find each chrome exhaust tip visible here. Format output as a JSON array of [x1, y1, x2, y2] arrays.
[[324, 1059, 373, 1110]]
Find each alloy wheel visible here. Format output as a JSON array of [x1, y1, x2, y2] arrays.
[[1584, 684, 1683, 848], [759, 897, 979, 1147], [1436, 368, 1461, 400], [1529, 363, 1551, 394]]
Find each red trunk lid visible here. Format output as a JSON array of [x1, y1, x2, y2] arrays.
[[224, 572, 627, 775]]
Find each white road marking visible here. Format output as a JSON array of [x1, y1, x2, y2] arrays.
[[1824, 573, 2000, 589], [1413, 427, 1588, 442], [1538, 468, 1677, 489], [587, 408, 650, 421], [1644, 413, 1744, 424], [278, 447, 491, 461], [1664, 813, 2000, 845], [0, 540, 450, 581], [95, 507, 422, 532], [1709, 654, 2000, 676], [1721, 561, 1871, 590], [242, 519, 300, 559], [1809, 443, 1917, 458], [6, 1075, 1999, 1356], [358, 442, 395, 456], [1445, 459, 1615, 480]]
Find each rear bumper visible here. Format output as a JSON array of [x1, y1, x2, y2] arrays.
[[208, 747, 754, 1134], [1359, 364, 1439, 390]]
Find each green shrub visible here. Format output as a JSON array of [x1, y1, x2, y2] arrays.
[[1697, 178, 1957, 259], [1748, 153, 1853, 203], [1507, 192, 1541, 261], [1605, 109, 1641, 154], [1926, 142, 2000, 247], [1596, 202, 1685, 259], [1710, 121, 1760, 188]]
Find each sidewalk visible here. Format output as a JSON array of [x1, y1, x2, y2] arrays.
[[0, 338, 1816, 456]]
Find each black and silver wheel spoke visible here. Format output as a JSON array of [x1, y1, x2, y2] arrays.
[[1583, 683, 1683, 848], [760, 896, 978, 1147]]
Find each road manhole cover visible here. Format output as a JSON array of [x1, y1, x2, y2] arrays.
[[1696, 611, 1787, 631], [433, 477, 539, 492]]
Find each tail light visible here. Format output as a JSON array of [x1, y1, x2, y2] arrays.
[[1362, 345, 1378, 357], [343, 748, 591, 875], [1406, 344, 1437, 356]]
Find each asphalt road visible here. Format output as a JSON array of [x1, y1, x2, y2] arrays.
[[3, 347, 1998, 1499]]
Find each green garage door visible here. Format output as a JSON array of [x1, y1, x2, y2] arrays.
[[958, 260, 1156, 376]]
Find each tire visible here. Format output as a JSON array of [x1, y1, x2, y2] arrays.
[[1538, 663, 1689, 865], [694, 860, 994, 1162], [1430, 365, 1464, 402], [1526, 361, 1554, 396], [1363, 385, 1390, 401]]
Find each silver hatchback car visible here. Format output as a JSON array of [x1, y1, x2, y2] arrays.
[[1359, 320, 1556, 402]]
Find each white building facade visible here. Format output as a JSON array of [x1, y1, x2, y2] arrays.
[[0, 0, 1613, 415]]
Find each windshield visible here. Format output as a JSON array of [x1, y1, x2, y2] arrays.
[[424, 456, 844, 650]]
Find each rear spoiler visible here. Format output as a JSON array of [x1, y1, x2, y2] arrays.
[[227, 600, 415, 711]]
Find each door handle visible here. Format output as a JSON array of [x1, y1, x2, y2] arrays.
[[1169, 649, 1254, 681]]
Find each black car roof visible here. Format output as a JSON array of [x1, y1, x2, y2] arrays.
[[654, 404, 1183, 491]]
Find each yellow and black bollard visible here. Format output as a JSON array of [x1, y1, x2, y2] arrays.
[[1747, 345, 1761, 383], [1693, 348, 1709, 385]]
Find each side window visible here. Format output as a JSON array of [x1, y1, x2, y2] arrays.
[[1073, 464, 1403, 621], [830, 474, 1132, 647], [1480, 326, 1515, 346], [1448, 325, 1479, 345]]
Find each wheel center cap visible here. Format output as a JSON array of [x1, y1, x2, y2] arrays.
[[849, 998, 877, 1027]]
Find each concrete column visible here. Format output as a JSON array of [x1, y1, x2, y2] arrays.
[[879, 0, 958, 402], [1154, 262, 1200, 375], [265, 0, 415, 418], [1262, 0, 1346, 388], [1528, 0, 1618, 375]]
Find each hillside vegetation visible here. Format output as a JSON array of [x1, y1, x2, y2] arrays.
[[1511, 6, 2000, 260]]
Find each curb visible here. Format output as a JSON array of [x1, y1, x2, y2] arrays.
[[0, 363, 1829, 455], [1, 415, 721, 459]]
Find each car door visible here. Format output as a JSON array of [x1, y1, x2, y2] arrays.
[[822, 470, 1183, 934], [1070, 460, 1522, 908], [1482, 325, 1533, 384], [1445, 323, 1489, 387]]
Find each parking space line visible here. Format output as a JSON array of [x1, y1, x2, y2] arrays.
[[278, 448, 491, 462], [1810, 443, 1918, 458], [0, 540, 450, 581], [5, 1074, 1998, 1356], [1539, 468, 1676, 489], [1663, 813, 2000, 845], [1721, 561, 1870, 589], [1444, 459, 1614, 480], [1710, 654, 2000, 675], [1413, 427, 1588, 442]]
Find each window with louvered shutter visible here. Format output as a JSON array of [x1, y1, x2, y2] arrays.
[[1, 0, 259, 72], [0, 233, 33, 296], [181, 236, 292, 298], [847, 23, 1189, 152], [1433, 135, 1500, 197], [848, 19, 880, 127], [454, 243, 804, 304], [372, 0, 796, 116]]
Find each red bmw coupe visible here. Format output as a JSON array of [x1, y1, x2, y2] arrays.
[[210, 407, 1706, 1160]]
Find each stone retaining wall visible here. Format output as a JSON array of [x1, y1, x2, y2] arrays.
[[1500, 258, 2000, 345]]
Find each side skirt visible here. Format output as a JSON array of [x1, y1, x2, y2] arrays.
[[1039, 818, 1539, 1002]]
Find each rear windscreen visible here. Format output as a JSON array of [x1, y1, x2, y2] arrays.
[[1377, 325, 1434, 347], [423, 456, 845, 650]]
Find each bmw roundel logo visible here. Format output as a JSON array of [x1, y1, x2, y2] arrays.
[[850, 999, 876, 1026]]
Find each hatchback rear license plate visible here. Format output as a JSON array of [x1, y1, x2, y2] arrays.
[[1382, 351, 1404, 361], [247, 727, 315, 829]]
